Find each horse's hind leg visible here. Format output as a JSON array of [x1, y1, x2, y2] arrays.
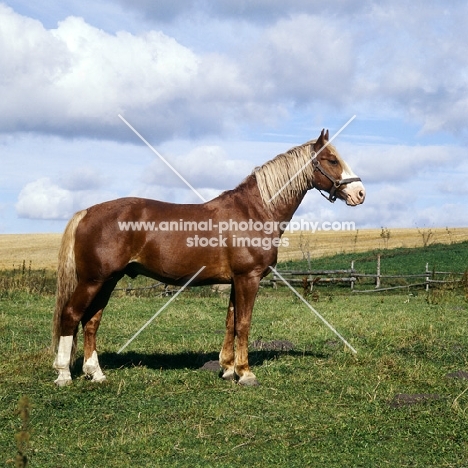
[[219, 287, 235, 380], [54, 335, 75, 386], [53, 281, 103, 386], [81, 276, 121, 382], [82, 309, 106, 382]]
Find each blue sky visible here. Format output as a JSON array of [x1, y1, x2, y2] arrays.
[[1, 0, 468, 233]]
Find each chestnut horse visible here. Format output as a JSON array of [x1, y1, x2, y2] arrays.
[[52, 129, 365, 386]]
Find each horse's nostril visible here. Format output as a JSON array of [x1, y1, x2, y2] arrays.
[[358, 189, 366, 201]]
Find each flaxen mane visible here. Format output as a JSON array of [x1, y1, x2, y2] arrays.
[[253, 139, 348, 209]]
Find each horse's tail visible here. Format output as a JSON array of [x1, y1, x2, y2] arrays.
[[52, 209, 88, 361]]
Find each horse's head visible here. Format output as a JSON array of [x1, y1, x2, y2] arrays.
[[311, 129, 365, 206]]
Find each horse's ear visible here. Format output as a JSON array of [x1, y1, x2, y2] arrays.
[[314, 128, 329, 151]]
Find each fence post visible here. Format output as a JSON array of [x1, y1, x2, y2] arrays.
[[350, 260, 355, 290], [271, 273, 277, 289], [425, 262, 430, 291], [375, 254, 381, 289]]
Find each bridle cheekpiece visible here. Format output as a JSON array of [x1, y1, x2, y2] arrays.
[[311, 152, 362, 203]]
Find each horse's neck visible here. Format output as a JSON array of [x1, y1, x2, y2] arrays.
[[267, 191, 307, 224], [226, 175, 307, 224]]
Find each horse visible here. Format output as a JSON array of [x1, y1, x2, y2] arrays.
[[52, 129, 365, 386]]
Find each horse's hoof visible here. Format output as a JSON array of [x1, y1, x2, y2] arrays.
[[238, 374, 260, 386], [54, 368, 72, 387], [221, 368, 235, 381], [92, 374, 106, 383], [54, 377, 72, 387], [83, 366, 107, 383]]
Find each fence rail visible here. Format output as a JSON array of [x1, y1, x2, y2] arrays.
[[112, 255, 466, 296], [264, 255, 466, 293]]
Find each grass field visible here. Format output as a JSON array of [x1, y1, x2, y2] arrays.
[[1, 241, 468, 466], [0, 233, 62, 270], [1, 227, 468, 269], [1, 288, 468, 466]]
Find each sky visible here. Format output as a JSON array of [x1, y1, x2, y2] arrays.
[[1, 0, 468, 233]]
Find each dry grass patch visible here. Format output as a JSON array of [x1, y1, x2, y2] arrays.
[[0, 233, 61, 270], [278, 227, 468, 262], [1, 227, 468, 270]]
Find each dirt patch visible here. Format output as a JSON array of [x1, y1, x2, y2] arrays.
[[250, 339, 294, 351], [446, 370, 468, 380], [390, 393, 442, 408], [324, 339, 341, 349], [200, 340, 294, 372], [199, 360, 221, 372]]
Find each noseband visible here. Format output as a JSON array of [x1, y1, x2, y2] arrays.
[[311, 152, 362, 203]]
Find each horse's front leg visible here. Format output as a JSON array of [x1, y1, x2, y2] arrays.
[[233, 275, 261, 386], [82, 309, 106, 382], [219, 287, 235, 380]]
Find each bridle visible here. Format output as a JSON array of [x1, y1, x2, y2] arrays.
[[311, 152, 362, 203]]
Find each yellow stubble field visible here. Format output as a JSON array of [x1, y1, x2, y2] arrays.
[[1, 227, 468, 270], [279, 227, 468, 262]]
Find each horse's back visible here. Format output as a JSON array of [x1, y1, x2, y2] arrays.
[[72, 197, 228, 282]]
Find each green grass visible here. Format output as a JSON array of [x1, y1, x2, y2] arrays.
[[1, 241, 468, 466], [1, 284, 468, 467], [0, 261, 56, 298], [278, 240, 468, 293], [280, 240, 468, 275]]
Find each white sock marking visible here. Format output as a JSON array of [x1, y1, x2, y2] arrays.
[[83, 350, 106, 382], [53, 335, 74, 385]]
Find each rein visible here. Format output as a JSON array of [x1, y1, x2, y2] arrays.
[[311, 152, 362, 203]]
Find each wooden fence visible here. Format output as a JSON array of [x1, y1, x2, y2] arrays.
[[265, 254, 467, 293], [113, 254, 466, 295]]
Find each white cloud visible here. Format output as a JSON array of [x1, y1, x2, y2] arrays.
[[339, 143, 464, 184], [15, 178, 74, 219], [15, 172, 117, 220], [2, 2, 468, 143], [0, 5, 222, 139], [0, 5, 261, 141], [353, 3, 468, 136], [243, 14, 354, 105], [142, 145, 253, 190], [3, 1, 468, 233]]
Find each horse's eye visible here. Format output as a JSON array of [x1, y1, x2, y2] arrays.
[[328, 159, 338, 166]]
